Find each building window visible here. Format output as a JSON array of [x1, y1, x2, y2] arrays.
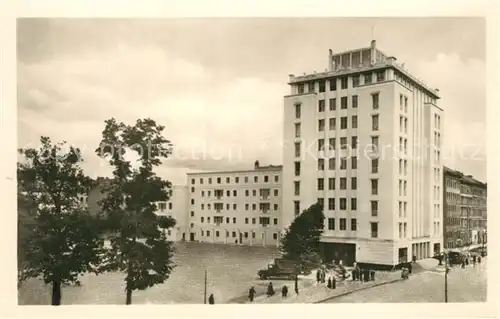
[[328, 177, 335, 190], [352, 95, 358, 108], [295, 142, 301, 157], [371, 222, 378, 238], [340, 198, 347, 210], [351, 137, 357, 149], [233, 217, 236, 224], [340, 177, 347, 190], [190, 210, 194, 217], [328, 157, 335, 170], [295, 123, 301, 138], [329, 98, 336, 110], [340, 218, 346, 230], [371, 136, 379, 150], [364, 73, 372, 85], [252, 203, 256, 210], [371, 158, 379, 174], [298, 84, 304, 94], [254, 176, 258, 183], [207, 231, 211, 237], [351, 218, 357, 231], [318, 119, 325, 132], [191, 178, 195, 185], [274, 218, 278, 225], [252, 218, 256, 225], [169, 203, 173, 210], [330, 78, 337, 91], [328, 218, 335, 230], [376, 70, 385, 82], [318, 159, 325, 170], [264, 175, 269, 183], [340, 117, 347, 129], [328, 198, 335, 210], [191, 199, 195, 205], [371, 179, 378, 195], [226, 177, 230, 183], [341, 97, 348, 109], [317, 178, 324, 191], [318, 99, 325, 112], [201, 217, 204, 223], [217, 177, 221, 184], [274, 189, 278, 196], [372, 114, 379, 131], [371, 201, 378, 216], [295, 103, 301, 119], [329, 138, 335, 151], [372, 93, 379, 109], [319, 80, 326, 93], [351, 177, 357, 190], [273, 233, 278, 240], [351, 198, 357, 210], [274, 175, 279, 182], [245, 203, 249, 210], [329, 118, 336, 130], [294, 162, 301, 176], [191, 187, 195, 193], [351, 156, 357, 169], [341, 77, 348, 89], [294, 181, 300, 196], [308, 82, 315, 93], [352, 75, 359, 87], [318, 139, 325, 152], [208, 178, 212, 184], [317, 197, 324, 208], [294, 201, 300, 216], [244, 176, 249, 183], [274, 204, 278, 211], [352, 116, 358, 129], [340, 158, 347, 170]]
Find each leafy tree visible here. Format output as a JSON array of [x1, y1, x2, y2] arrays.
[[95, 118, 176, 305], [280, 203, 325, 266], [17, 137, 103, 305]]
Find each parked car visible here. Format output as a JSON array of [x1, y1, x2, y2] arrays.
[[257, 258, 300, 280]]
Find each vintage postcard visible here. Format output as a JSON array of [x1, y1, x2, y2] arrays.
[[1, 1, 497, 319]]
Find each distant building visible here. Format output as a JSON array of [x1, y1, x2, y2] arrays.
[[154, 185, 189, 242], [186, 161, 282, 246], [443, 167, 487, 250], [283, 40, 443, 267]]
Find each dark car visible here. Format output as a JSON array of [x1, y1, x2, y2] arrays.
[[258, 259, 300, 280]]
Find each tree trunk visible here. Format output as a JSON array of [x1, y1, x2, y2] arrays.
[[125, 288, 132, 305], [51, 280, 62, 306]]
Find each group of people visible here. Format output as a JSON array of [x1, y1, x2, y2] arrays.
[[316, 268, 337, 289], [460, 253, 481, 268]]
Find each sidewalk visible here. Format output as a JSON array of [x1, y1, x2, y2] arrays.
[[245, 270, 403, 304]]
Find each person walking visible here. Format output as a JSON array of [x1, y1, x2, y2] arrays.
[[327, 277, 332, 289], [208, 294, 215, 305], [248, 286, 256, 303], [316, 269, 321, 284], [281, 285, 288, 299], [267, 282, 275, 297]]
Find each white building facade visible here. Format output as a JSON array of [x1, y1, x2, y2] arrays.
[[282, 40, 443, 267], [186, 162, 283, 247], [154, 185, 189, 242]]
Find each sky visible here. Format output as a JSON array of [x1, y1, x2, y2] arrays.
[[17, 18, 486, 185]]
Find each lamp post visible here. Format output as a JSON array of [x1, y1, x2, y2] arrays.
[[204, 269, 207, 304], [444, 253, 450, 303]]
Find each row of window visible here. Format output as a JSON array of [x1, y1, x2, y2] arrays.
[[296, 177, 377, 196], [433, 132, 441, 148], [398, 201, 408, 218], [191, 175, 280, 185], [433, 168, 441, 183], [199, 216, 279, 226], [294, 93, 380, 120], [434, 114, 441, 130], [434, 150, 441, 164], [433, 186, 441, 201], [399, 116, 408, 134], [398, 137, 408, 155], [201, 230, 279, 240], [326, 217, 357, 231], [318, 197, 358, 211], [433, 222, 441, 236], [399, 94, 409, 113], [296, 72, 386, 95], [317, 177, 358, 191], [193, 188, 280, 198], [199, 202, 280, 212], [317, 156, 358, 171], [398, 159, 408, 176], [433, 204, 441, 219], [294, 135, 380, 158]]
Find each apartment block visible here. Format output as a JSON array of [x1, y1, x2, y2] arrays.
[[283, 40, 443, 267], [186, 161, 282, 246], [154, 185, 189, 242], [443, 167, 487, 250]]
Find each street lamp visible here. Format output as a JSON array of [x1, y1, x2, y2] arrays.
[[443, 253, 451, 303]]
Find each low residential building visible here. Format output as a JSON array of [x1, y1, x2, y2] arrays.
[[443, 167, 487, 250], [186, 161, 282, 247]]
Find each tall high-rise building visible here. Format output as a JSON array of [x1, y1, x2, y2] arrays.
[[282, 40, 443, 267]]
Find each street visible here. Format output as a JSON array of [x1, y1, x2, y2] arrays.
[[326, 260, 487, 303], [18, 242, 281, 304]]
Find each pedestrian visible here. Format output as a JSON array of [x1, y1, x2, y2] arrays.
[[316, 269, 321, 284], [332, 277, 336, 289], [407, 262, 412, 274], [461, 260, 465, 268], [267, 282, 275, 297], [208, 293, 215, 305], [281, 285, 288, 299], [472, 255, 477, 266], [478, 255, 482, 263], [321, 269, 326, 284], [248, 286, 256, 303], [294, 274, 299, 295], [465, 258, 469, 266], [327, 277, 332, 289]]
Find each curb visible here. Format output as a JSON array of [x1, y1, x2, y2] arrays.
[[314, 278, 404, 303]]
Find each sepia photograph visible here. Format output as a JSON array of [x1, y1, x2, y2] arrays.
[[15, 17, 487, 306]]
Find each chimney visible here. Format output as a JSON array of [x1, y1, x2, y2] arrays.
[[288, 74, 295, 82], [254, 160, 260, 169], [328, 49, 333, 71], [387, 56, 397, 65]]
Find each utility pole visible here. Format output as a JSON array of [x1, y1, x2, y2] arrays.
[[444, 254, 450, 303], [204, 269, 207, 304]]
